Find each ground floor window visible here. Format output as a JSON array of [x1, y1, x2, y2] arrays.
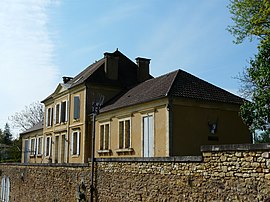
[[1, 176, 10, 202], [100, 123, 110, 150], [71, 131, 80, 155], [118, 119, 131, 149], [45, 136, 52, 157]]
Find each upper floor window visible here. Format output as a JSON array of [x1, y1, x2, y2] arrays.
[[46, 107, 53, 127], [99, 123, 110, 150], [74, 96, 80, 120], [71, 131, 80, 156], [60, 101, 68, 123], [118, 119, 131, 149], [45, 136, 51, 157], [55, 103, 60, 124]]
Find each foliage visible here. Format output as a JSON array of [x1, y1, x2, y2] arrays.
[[3, 123, 12, 145], [9, 101, 44, 132], [227, 0, 270, 44], [240, 41, 270, 135], [228, 0, 270, 141]]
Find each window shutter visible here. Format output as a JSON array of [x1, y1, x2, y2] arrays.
[[1, 176, 5, 201], [70, 133, 73, 155], [74, 96, 80, 120], [66, 100, 69, 122], [45, 109, 48, 127], [51, 108, 54, 126], [77, 132, 80, 155], [6, 177, 10, 202]]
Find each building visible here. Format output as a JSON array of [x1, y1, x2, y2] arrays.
[[20, 50, 251, 163]]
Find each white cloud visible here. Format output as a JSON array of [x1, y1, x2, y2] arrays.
[[0, 0, 59, 135]]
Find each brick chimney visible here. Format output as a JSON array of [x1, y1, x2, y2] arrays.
[[104, 52, 119, 80], [136, 57, 151, 83]]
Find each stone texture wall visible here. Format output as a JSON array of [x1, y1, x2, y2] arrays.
[[1, 144, 270, 202]]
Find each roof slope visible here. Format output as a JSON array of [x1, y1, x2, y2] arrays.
[[20, 122, 43, 135], [100, 69, 244, 113]]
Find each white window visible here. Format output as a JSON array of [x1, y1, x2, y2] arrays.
[[71, 131, 80, 155], [44, 136, 52, 157], [118, 119, 131, 149], [100, 123, 110, 150], [74, 96, 80, 120], [37, 136, 43, 155], [30, 138, 36, 156], [1, 176, 10, 202], [46, 107, 53, 127]]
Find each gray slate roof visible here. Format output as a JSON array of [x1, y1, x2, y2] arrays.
[[20, 122, 43, 135], [100, 69, 244, 113]]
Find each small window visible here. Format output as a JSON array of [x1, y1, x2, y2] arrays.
[[1, 176, 10, 202], [30, 138, 36, 156], [74, 96, 80, 120], [71, 131, 80, 155], [100, 123, 110, 150], [119, 119, 131, 149], [45, 136, 51, 157], [37, 137, 43, 155]]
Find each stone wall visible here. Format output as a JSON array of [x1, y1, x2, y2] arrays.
[[1, 144, 270, 201]]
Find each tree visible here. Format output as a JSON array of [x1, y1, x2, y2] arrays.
[[228, 0, 270, 140], [9, 101, 44, 131], [3, 123, 12, 145], [227, 0, 270, 44], [0, 129, 3, 143]]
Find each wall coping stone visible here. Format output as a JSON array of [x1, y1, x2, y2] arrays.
[[95, 156, 203, 162], [0, 163, 89, 167], [201, 143, 270, 152]]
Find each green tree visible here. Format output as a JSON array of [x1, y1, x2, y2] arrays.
[[3, 123, 12, 145], [227, 0, 270, 44], [0, 128, 4, 143], [228, 0, 270, 140]]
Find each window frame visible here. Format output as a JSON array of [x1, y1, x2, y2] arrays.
[[99, 122, 110, 152], [44, 136, 52, 157], [37, 136, 43, 156], [60, 100, 68, 123], [55, 103, 60, 124], [1, 176, 10, 202], [46, 107, 53, 127], [71, 131, 80, 156], [29, 138, 36, 156], [118, 118, 131, 150], [73, 96, 80, 120]]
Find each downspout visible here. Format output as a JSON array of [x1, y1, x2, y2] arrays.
[[90, 112, 96, 202], [168, 97, 173, 156]]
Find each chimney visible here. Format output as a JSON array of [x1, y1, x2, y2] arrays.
[[62, 76, 73, 84], [104, 52, 119, 80], [136, 57, 151, 83]]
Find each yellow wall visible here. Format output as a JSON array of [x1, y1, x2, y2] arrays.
[[171, 98, 251, 156], [95, 99, 169, 158]]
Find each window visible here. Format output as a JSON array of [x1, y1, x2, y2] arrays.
[[60, 101, 67, 123], [118, 119, 131, 149], [100, 123, 110, 150], [45, 136, 51, 157], [37, 137, 43, 155], [1, 176, 10, 202], [71, 131, 80, 155], [55, 103, 60, 124], [30, 138, 36, 156], [46, 107, 53, 127], [74, 96, 80, 120]]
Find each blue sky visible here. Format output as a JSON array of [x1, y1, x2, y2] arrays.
[[0, 0, 257, 136]]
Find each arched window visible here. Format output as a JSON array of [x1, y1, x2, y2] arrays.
[[1, 176, 10, 202]]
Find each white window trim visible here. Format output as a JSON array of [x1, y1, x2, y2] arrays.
[[29, 138, 36, 156], [46, 107, 53, 127], [44, 136, 52, 157], [99, 122, 110, 151], [55, 103, 60, 124], [36, 136, 43, 155], [71, 131, 80, 156], [118, 118, 132, 150], [141, 113, 155, 157], [60, 100, 68, 123]]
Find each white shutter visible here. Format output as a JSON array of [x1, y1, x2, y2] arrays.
[[5, 177, 10, 202], [45, 109, 48, 127], [65, 100, 68, 122], [1, 177, 5, 201], [77, 132, 80, 155], [70, 133, 73, 155]]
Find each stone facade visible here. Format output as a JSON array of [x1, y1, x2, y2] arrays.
[[1, 144, 270, 201]]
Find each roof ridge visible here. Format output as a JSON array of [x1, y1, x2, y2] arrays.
[[165, 69, 180, 96]]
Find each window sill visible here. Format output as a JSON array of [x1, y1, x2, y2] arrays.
[[97, 149, 112, 154], [71, 154, 80, 158], [116, 148, 134, 153]]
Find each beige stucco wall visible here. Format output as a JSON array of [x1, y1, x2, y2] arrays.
[[171, 98, 251, 156], [21, 129, 43, 164], [95, 98, 169, 158]]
